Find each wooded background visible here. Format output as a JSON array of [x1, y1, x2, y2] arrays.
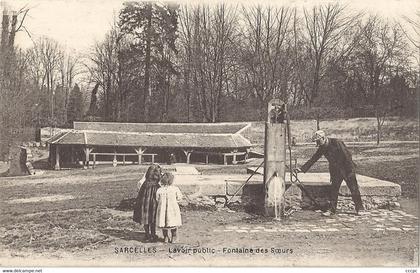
[[0, 2, 419, 158]]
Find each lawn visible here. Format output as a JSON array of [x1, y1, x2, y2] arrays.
[[241, 117, 419, 144]]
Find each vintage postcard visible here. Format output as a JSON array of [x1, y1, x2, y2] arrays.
[[0, 0, 418, 269]]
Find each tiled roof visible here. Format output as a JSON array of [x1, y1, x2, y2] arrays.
[[73, 122, 249, 134], [47, 122, 252, 149]]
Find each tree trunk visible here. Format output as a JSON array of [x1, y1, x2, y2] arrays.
[[376, 112, 381, 145], [8, 13, 17, 48], [1, 11, 9, 55], [143, 4, 153, 122], [1, 11, 10, 77]]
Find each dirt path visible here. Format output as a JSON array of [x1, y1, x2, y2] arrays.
[[0, 205, 418, 267]]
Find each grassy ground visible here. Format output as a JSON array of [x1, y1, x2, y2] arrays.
[[241, 117, 419, 144]]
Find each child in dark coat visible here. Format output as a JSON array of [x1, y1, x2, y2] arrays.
[[133, 164, 162, 242]]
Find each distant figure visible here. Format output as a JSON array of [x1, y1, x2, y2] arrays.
[[169, 153, 177, 165], [291, 136, 297, 146], [133, 164, 162, 242], [155, 172, 183, 243], [294, 130, 365, 216]]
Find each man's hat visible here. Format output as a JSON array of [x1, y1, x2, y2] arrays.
[[312, 130, 326, 141]]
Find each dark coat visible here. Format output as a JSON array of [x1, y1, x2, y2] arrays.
[[133, 179, 160, 225], [132, 164, 162, 225], [301, 138, 356, 177]]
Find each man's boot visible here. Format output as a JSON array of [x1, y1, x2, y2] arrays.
[[355, 203, 366, 216], [322, 201, 336, 217]]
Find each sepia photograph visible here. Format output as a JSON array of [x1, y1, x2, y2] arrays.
[[0, 0, 418, 269]]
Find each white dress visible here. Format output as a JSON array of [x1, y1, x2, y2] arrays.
[[155, 185, 183, 228]]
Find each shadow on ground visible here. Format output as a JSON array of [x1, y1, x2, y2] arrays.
[[99, 229, 147, 242], [115, 198, 136, 211]]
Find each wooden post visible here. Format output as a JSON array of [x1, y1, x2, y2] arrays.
[[182, 149, 193, 164], [48, 144, 53, 165], [264, 99, 286, 219], [70, 146, 74, 164], [151, 154, 155, 164], [84, 147, 92, 169], [245, 148, 250, 163], [123, 155, 126, 166], [113, 148, 117, 167], [223, 154, 227, 165], [232, 150, 238, 165], [206, 154, 209, 164], [54, 145, 60, 170], [135, 147, 144, 165], [93, 154, 96, 169]]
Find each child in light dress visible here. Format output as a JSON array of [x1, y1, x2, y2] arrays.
[[155, 172, 183, 243]]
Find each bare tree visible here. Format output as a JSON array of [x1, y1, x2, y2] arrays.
[[0, 5, 30, 159], [240, 5, 293, 119], [179, 4, 239, 122], [401, 11, 420, 50], [178, 5, 196, 121], [27, 37, 64, 129], [59, 51, 81, 123], [353, 16, 410, 144], [400, 11, 420, 94], [88, 24, 126, 121], [302, 3, 360, 107]]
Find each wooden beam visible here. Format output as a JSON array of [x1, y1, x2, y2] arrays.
[[54, 145, 60, 170], [84, 147, 92, 169], [113, 148, 117, 167], [186, 152, 192, 164], [182, 149, 193, 164], [135, 147, 144, 165], [232, 149, 238, 165], [70, 146, 74, 163], [48, 144, 52, 165]]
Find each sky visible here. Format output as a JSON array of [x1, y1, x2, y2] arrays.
[[0, 0, 419, 54]]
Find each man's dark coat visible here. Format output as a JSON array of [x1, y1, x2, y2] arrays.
[[301, 138, 356, 177]]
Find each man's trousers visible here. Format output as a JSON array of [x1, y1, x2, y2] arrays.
[[329, 169, 364, 213]]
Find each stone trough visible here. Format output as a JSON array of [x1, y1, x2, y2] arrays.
[[173, 169, 401, 211], [226, 172, 401, 211]]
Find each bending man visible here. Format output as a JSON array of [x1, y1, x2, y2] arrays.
[[295, 130, 365, 216]]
